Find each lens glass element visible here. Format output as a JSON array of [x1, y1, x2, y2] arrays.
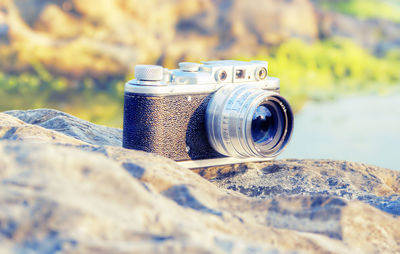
[[251, 105, 277, 144]]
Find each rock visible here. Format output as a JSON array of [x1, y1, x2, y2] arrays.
[[5, 109, 122, 146], [0, 0, 318, 77], [0, 111, 85, 145], [196, 160, 400, 215], [0, 109, 399, 253], [1, 0, 399, 78], [316, 10, 400, 56]]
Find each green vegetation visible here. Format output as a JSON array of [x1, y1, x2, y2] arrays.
[[0, 63, 126, 127], [1, 38, 399, 127], [319, 0, 400, 23], [239, 38, 400, 111]]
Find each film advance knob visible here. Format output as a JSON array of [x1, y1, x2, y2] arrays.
[[135, 65, 164, 81]]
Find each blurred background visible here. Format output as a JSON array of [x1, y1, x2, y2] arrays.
[[0, 0, 399, 169]]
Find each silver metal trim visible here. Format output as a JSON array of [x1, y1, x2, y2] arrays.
[[125, 77, 280, 96], [176, 157, 274, 169], [179, 62, 201, 72]]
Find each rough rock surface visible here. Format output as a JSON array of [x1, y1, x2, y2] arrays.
[[5, 109, 122, 146], [195, 160, 400, 215], [0, 109, 399, 253]]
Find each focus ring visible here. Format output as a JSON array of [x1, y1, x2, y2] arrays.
[[206, 84, 293, 158]]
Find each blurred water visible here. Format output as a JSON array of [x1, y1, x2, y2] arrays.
[[280, 93, 400, 171]]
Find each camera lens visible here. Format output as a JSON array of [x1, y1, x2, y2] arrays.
[[251, 105, 276, 143], [206, 85, 293, 158]]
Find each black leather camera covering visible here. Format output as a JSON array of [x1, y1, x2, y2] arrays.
[[123, 92, 225, 161]]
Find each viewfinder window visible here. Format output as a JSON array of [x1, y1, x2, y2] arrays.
[[235, 69, 246, 79]]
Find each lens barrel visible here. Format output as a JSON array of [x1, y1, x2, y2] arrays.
[[206, 85, 293, 158]]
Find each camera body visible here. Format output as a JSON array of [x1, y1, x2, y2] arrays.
[[123, 60, 293, 168]]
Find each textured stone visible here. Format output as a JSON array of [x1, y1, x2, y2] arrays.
[[0, 109, 399, 253], [200, 159, 400, 215], [5, 109, 122, 146]]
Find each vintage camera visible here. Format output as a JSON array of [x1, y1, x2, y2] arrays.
[[123, 60, 293, 168]]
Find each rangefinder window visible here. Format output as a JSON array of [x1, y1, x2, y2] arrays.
[[235, 69, 246, 79]]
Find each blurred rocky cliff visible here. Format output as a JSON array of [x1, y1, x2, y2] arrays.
[[1, 0, 398, 79]]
